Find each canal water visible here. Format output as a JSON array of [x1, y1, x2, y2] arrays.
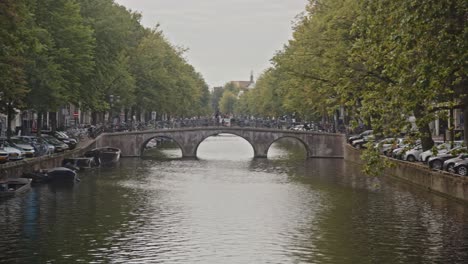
[[1, 135, 468, 263]]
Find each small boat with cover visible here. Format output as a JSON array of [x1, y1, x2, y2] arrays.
[[47, 167, 79, 182], [62, 157, 98, 170], [84, 147, 121, 165], [0, 178, 32, 198]]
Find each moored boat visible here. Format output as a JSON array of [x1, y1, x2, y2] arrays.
[[47, 167, 79, 182], [84, 147, 121, 165], [0, 178, 32, 198], [62, 157, 98, 170], [22, 170, 52, 184]]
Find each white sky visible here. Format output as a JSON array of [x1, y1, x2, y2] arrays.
[[114, 0, 308, 88]]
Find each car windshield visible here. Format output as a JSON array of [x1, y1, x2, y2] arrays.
[[10, 138, 26, 145], [50, 139, 62, 144], [413, 144, 422, 150], [449, 147, 467, 154], [34, 138, 44, 144], [437, 143, 452, 150], [0, 140, 11, 147], [42, 136, 61, 144], [57, 132, 69, 138], [21, 137, 37, 143]]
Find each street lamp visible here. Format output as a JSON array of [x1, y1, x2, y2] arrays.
[[109, 95, 120, 125]]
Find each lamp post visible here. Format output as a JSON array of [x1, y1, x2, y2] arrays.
[[108, 95, 113, 125], [109, 95, 120, 126]]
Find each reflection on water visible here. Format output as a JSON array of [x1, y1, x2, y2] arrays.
[[1, 136, 468, 263], [198, 134, 254, 160], [142, 138, 182, 159]]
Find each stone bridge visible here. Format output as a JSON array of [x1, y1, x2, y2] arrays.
[[95, 127, 345, 159]]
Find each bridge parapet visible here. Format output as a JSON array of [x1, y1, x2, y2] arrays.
[[95, 127, 345, 159]]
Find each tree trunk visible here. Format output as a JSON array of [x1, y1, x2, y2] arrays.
[[130, 107, 135, 121], [91, 111, 97, 125], [449, 108, 455, 148], [419, 122, 434, 151], [146, 111, 151, 122], [136, 108, 141, 122], [49, 112, 57, 131], [6, 102, 13, 139], [414, 107, 434, 151], [36, 111, 43, 137], [464, 105, 468, 148]]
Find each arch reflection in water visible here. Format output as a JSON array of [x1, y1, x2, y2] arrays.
[[267, 137, 308, 160], [196, 133, 254, 160], [141, 136, 182, 159]]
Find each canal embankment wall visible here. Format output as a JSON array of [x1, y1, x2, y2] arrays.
[[344, 144, 468, 203], [0, 138, 99, 181]]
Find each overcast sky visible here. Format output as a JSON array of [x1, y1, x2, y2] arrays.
[[114, 0, 308, 88]]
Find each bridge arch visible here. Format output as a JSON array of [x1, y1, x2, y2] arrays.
[[193, 131, 258, 158], [266, 136, 311, 158], [139, 134, 184, 157]]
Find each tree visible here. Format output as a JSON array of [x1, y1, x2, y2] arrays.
[[235, 68, 287, 118], [211, 87, 224, 112], [0, 0, 32, 137], [26, 0, 95, 131], [234, 0, 467, 174], [77, 0, 143, 121], [351, 0, 467, 149], [270, 0, 362, 125], [131, 28, 211, 120], [219, 91, 237, 115]]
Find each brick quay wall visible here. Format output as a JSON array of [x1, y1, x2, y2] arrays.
[[345, 144, 468, 203], [0, 138, 99, 180]]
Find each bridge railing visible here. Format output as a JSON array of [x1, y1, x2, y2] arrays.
[[92, 118, 341, 134]]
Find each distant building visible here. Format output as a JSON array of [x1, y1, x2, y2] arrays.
[[230, 71, 255, 90], [233, 71, 256, 98]]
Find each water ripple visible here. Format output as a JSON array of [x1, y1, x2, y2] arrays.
[[1, 137, 468, 263]]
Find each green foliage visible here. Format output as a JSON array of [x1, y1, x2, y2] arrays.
[[219, 91, 237, 115], [0, 0, 211, 123], [211, 87, 224, 111], [25, 0, 96, 112], [77, 0, 142, 111], [235, 69, 287, 118], [361, 141, 394, 177], [0, 0, 32, 110], [222, 82, 237, 93], [130, 29, 210, 117], [236, 0, 467, 174]]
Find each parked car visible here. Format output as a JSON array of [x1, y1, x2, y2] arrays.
[[8, 137, 35, 158], [442, 153, 468, 173], [454, 159, 468, 176], [392, 145, 407, 159], [348, 130, 373, 144], [352, 134, 375, 149], [402, 144, 423, 162], [0, 149, 8, 164], [40, 134, 69, 153], [42, 130, 77, 150], [0, 139, 23, 161], [375, 138, 402, 156], [419, 141, 460, 163], [428, 147, 467, 170], [19, 136, 55, 156]]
